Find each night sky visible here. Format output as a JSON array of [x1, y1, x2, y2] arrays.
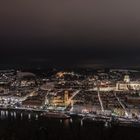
[[1, 0, 140, 69]]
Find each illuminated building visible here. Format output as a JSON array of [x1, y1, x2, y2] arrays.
[[49, 91, 70, 107], [124, 75, 130, 83], [93, 85, 116, 92], [116, 75, 140, 91]]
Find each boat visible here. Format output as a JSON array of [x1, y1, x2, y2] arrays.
[[40, 112, 70, 119]]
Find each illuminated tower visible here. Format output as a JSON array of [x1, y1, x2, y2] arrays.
[[64, 91, 69, 104], [124, 75, 130, 83]]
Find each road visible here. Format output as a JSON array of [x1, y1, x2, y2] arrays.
[[114, 92, 129, 117], [97, 87, 104, 112], [64, 90, 81, 110]]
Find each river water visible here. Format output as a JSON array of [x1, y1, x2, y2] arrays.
[[0, 110, 139, 140]]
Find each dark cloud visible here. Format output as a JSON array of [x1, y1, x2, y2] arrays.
[[0, 0, 140, 68]]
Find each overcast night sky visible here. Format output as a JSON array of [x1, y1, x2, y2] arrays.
[[1, 0, 140, 69]]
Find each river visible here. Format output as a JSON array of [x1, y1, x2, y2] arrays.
[[0, 110, 139, 140]]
